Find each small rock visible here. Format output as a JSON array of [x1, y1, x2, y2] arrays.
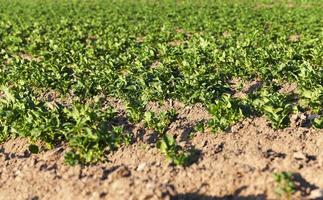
[[111, 165, 131, 179], [15, 170, 21, 176], [179, 141, 186, 147], [214, 142, 224, 154], [146, 182, 156, 189], [137, 163, 146, 171], [234, 148, 243, 156], [293, 152, 306, 160], [290, 113, 307, 128]]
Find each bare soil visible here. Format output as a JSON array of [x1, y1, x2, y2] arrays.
[[1, 100, 323, 200]]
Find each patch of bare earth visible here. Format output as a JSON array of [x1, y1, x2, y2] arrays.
[[1, 100, 323, 200], [229, 78, 263, 99]]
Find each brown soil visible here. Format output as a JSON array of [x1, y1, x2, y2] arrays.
[[1, 101, 323, 200]]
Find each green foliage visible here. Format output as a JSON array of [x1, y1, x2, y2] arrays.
[[28, 144, 39, 154], [207, 94, 246, 132], [126, 101, 145, 123], [251, 88, 294, 129], [298, 87, 323, 116], [273, 172, 296, 199], [0, 86, 131, 164], [157, 134, 193, 166], [0, 85, 65, 144], [313, 116, 323, 129], [144, 109, 177, 134], [63, 103, 131, 164], [194, 121, 205, 133], [0, 0, 322, 165]]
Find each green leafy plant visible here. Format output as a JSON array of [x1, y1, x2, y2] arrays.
[[126, 101, 145, 123], [157, 134, 193, 166], [252, 89, 294, 129], [28, 144, 39, 154], [0, 0, 322, 167], [63, 104, 131, 164], [273, 172, 296, 199], [144, 109, 177, 135], [207, 94, 245, 133], [313, 116, 323, 129], [194, 121, 205, 133]]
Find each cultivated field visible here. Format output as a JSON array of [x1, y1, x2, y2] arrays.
[[0, 0, 322, 199]]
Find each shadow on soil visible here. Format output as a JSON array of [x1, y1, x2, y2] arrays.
[[0, 147, 32, 160], [172, 186, 266, 200], [171, 194, 266, 200], [172, 173, 319, 200], [293, 172, 318, 196]]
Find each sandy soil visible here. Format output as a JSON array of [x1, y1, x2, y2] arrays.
[[1, 99, 323, 200]]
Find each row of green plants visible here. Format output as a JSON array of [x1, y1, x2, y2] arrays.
[[0, 0, 322, 165]]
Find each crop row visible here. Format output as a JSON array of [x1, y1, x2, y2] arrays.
[[0, 0, 322, 165]]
